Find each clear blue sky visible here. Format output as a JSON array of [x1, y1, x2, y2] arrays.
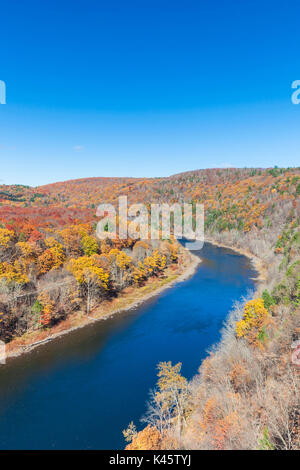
[[0, 0, 299, 186]]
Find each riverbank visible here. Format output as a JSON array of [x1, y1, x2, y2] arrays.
[[5, 246, 201, 360]]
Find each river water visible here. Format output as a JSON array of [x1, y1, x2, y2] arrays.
[[0, 242, 257, 449]]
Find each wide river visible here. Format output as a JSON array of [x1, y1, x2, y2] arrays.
[[0, 242, 257, 449]]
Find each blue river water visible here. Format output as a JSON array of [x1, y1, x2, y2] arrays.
[[0, 242, 256, 449]]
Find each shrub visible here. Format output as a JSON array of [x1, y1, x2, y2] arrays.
[[262, 290, 276, 310]]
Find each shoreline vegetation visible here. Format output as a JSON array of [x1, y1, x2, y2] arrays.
[[5, 245, 200, 360], [126, 224, 299, 450]]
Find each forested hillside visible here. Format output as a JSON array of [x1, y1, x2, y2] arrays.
[[126, 222, 300, 450], [1, 167, 299, 233], [0, 176, 182, 342], [122, 167, 299, 451]]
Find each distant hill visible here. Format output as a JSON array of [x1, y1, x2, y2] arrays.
[[0, 167, 299, 234]]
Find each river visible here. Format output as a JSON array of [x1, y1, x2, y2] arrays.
[[0, 242, 257, 449]]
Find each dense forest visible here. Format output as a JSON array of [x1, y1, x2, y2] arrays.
[[0, 167, 299, 449], [122, 167, 299, 450]]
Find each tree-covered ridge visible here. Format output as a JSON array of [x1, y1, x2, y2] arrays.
[[0, 167, 299, 234]]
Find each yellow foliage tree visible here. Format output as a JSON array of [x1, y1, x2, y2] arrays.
[[0, 260, 29, 284], [169, 243, 179, 262], [67, 255, 109, 287], [81, 235, 99, 256], [125, 425, 162, 450], [37, 237, 65, 275], [58, 224, 91, 254], [17, 241, 35, 258], [236, 298, 269, 344], [67, 255, 110, 313], [16, 242, 40, 271], [0, 228, 14, 248], [143, 250, 166, 275], [108, 248, 132, 269], [148, 361, 190, 433], [132, 262, 147, 285]]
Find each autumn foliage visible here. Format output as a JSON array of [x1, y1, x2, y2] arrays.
[[0, 167, 299, 449], [235, 298, 270, 345], [0, 179, 181, 335]]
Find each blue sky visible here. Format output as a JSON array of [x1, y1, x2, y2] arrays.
[[0, 0, 299, 186]]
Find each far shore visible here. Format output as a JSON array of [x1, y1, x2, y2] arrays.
[[5, 246, 201, 361]]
